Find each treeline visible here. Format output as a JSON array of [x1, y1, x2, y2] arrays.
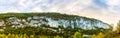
[[0, 32, 105, 38], [0, 33, 63, 38], [0, 25, 107, 38], [0, 33, 34, 38], [0, 12, 96, 20]]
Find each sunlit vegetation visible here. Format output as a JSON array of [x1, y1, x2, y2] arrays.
[[0, 32, 106, 38], [0, 25, 109, 38], [92, 34, 96, 38], [104, 21, 120, 38], [91, 32, 104, 38], [0, 33, 64, 38], [73, 32, 82, 38]]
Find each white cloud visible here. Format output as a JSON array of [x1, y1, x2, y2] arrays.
[[29, 7, 43, 12], [107, 0, 120, 5]]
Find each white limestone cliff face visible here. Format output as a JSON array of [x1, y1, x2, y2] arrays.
[[0, 16, 110, 30]]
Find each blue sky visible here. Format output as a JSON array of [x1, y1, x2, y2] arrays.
[[0, 0, 120, 25], [93, 0, 108, 8]]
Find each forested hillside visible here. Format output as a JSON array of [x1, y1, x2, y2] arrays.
[[0, 12, 112, 38]]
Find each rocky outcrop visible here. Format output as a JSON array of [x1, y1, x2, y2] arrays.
[[0, 15, 110, 30]]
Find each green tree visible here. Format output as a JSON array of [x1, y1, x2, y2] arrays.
[[73, 32, 82, 38]]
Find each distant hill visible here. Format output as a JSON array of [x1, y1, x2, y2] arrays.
[[0, 12, 112, 35]]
